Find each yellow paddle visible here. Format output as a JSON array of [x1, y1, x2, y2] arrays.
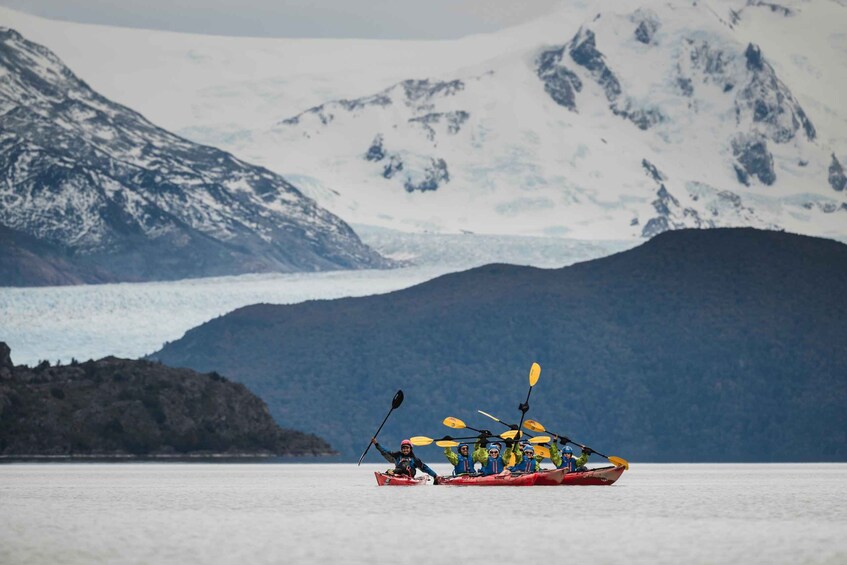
[[531, 444, 551, 459], [523, 419, 630, 469], [515, 363, 541, 441], [409, 435, 481, 447]]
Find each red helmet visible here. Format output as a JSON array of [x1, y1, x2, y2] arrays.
[[400, 439, 412, 448]]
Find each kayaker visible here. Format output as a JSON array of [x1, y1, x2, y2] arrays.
[[444, 441, 481, 476], [550, 440, 591, 472], [508, 443, 542, 474], [474, 440, 519, 476], [371, 438, 439, 480]]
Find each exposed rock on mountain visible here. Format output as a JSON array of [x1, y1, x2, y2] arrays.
[[281, 79, 466, 128], [0, 28, 390, 286], [830, 154, 846, 192], [404, 158, 449, 192], [365, 134, 386, 161], [409, 111, 469, 140], [0, 343, 334, 457], [740, 43, 815, 143], [569, 28, 622, 102], [536, 46, 583, 111], [633, 9, 660, 44], [732, 134, 776, 185]]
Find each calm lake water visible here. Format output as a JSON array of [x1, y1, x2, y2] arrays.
[[1, 463, 845, 564]]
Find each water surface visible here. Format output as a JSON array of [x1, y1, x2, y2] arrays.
[[1, 463, 844, 564]]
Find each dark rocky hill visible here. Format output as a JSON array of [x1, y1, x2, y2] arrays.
[[0, 343, 333, 458], [151, 228, 847, 462], [0, 28, 391, 286]]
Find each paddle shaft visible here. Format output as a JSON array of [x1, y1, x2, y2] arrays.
[[477, 410, 542, 443], [358, 390, 404, 465], [515, 384, 535, 446], [547, 431, 612, 460], [433, 435, 481, 444], [477, 410, 519, 430], [357, 407, 397, 465]]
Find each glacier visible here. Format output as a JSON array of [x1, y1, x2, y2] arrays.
[[0, 232, 634, 365]]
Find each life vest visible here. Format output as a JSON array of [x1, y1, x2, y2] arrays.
[[511, 456, 536, 473], [558, 455, 577, 472], [395, 455, 417, 476], [452, 454, 476, 476], [481, 455, 506, 475]]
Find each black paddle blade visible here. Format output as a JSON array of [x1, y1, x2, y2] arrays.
[[392, 390, 404, 409]]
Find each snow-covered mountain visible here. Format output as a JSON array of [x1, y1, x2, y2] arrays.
[[2, 1, 845, 243], [0, 28, 390, 285], [254, 0, 846, 239]]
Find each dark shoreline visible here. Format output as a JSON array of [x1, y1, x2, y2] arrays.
[[0, 453, 344, 463]]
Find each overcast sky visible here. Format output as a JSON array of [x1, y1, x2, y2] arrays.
[[0, 0, 563, 39]]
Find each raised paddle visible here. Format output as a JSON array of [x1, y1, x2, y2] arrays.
[[531, 444, 552, 459], [523, 419, 630, 469], [477, 409, 560, 464], [477, 409, 519, 430], [410, 430, 523, 447], [357, 390, 404, 466], [409, 435, 480, 446], [515, 362, 541, 445], [442, 417, 493, 436]]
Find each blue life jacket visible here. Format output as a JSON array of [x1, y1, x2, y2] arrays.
[[558, 455, 577, 472], [510, 456, 536, 473], [481, 455, 507, 475], [452, 454, 477, 475]]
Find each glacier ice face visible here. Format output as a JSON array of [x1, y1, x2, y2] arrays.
[[0, 230, 635, 366]]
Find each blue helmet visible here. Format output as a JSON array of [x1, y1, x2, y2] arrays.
[[563, 445, 574, 455], [522, 445, 535, 455], [458, 443, 470, 451]]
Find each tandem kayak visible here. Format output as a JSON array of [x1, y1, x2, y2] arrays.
[[532, 468, 568, 486], [437, 472, 538, 486], [374, 472, 431, 486], [558, 465, 625, 485]]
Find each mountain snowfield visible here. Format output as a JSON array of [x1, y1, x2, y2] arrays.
[[2, 1, 844, 241]]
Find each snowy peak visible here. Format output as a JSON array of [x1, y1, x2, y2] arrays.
[[0, 28, 391, 284], [247, 0, 845, 240]]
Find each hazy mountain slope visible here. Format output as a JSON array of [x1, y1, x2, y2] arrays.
[[0, 28, 390, 285], [151, 228, 847, 462]]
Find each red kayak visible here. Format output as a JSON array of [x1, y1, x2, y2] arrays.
[[558, 465, 625, 485], [374, 472, 431, 486], [532, 468, 568, 486], [437, 472, 538, 486]]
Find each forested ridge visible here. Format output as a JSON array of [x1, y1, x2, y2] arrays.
[[152, 228, 847, 462]]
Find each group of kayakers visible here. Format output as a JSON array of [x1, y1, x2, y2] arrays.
[[371, 434, 592, 481]]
